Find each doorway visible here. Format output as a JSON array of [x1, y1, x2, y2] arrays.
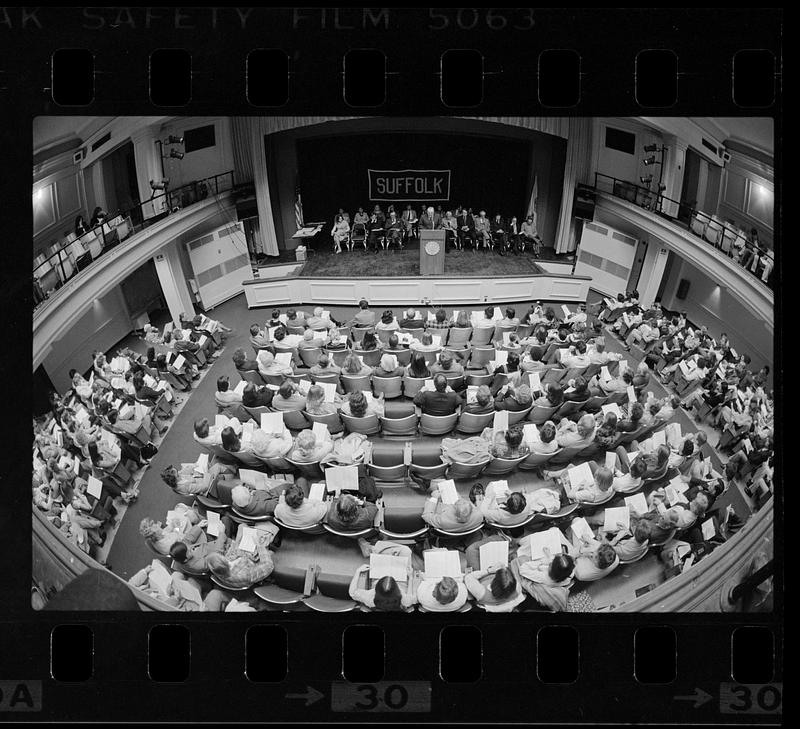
[[100, 141, 139, 217]]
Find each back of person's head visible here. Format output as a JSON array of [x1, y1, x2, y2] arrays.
[[547, 384, 564, 406], [504, 491, 526, 515], [231, 485, 252, 508], [243, 383, 256, 401], [159, 465, 178, 489], [438, 351, 453, 369], [68, 368, 78, 381], [316, 353, 330, 369], [453, 498, 473, 523], [622, 371, 634, 385], [506, 352, 520, 371], [249, 324, 260, 337], [421, 332, 433, 346], [596, 543, 617, 570], [362, 331, 378, 350], [139, 518, 163, 540], [476, 385, 492, 406], [359, 298, 369, 310], [505, 426, 524, 450], [549, 554, 575, 582], [232, 348, 246, 368], [221, 426, 240, 452], [696, 357, 708, 369], [348, 391, 368, 418], [336, 494, 359, 523], [630, 459, 646, 479], [724, 461, 738, 481], [505, 306, 515, 320], [577, 414, 595, 437], [655, 444, 671, 467], [629, 402, 644, 422], [514, 384, 533, 406], [433, 576, 459, 605], [436, 308, 446, 323], [681, 439, 695, 457], [286, 308, 297, 320], [216, 376, 229, 393], [381, 309, 394, 324], [294, 429, 316, 455], [273, 326, 286, 341], [695, 431, 708, 446], [540, 421, 556, 443], [595, 466, 614, 492], [303, 329, 314, 342], [193, 418, 210, 438], [271, 308, 281, 320], [409, 352, 429, 377], [306, 384, 324, 407], [433, 374, 447, 392], [373, 575, 402, 611], [207, 552, 230, 577], [573, 376, 588, 394], [344, 352, 362, 374], [490, 566, 517, 600], [534, 326, 547, 345], [284, 483, 305, 509], [278, 381, 295, 399], [633, 520, 652, 544], [388, 334, 399, 349], [576, 340, 588, 355], [169, 541, 188, 563], [557, 327, 568, 341], [691, 493, 709, 516], [484, 305, 494, 319]]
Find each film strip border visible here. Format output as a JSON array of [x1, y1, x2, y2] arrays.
[[0, 621, 783, 721], [0, 8, 781, 113]]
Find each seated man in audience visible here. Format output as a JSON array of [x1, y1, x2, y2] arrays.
[[563, 464, 614, 503], [399, 307, 425, 329], [573, 541, 618, 582], [284, 307, 309, 330], [232, 347, 261, 374], [207, 527, 277, 588], [473, 305, 498, 330], [271, 381, 307, 412], [417, 574, 468, 612], [341, 390, 385, 419], [410, 331, 442, 353], [426, 308, 452, 332], [559, 340, 592, 369], [298, 329, 328, 354], [289, 429, 334, 463], [429, 351, 464, 379], [242, 382, 274, 409], [273, 482, 329, 528], [172, 328, 204, 363], [414, 374, 462, 416], [326, 493, 379, 532], [591, 369, 634, 396], [497, 307, 519, 328], [169, 529, 230, 574], [605, 520, 652, 562], [494, 383, 533, 412], [306, 306, 338, 331], [310, 353, 342, 378], [556, 414, 596, 449], [257, 350, 294, 379], [464, 385, 495, 415], [231, 481, 292, 518], [587, 337, 623, 365], [348, 298, 376, 328], [422, 487, 484, 533], [612, 457, 647, 494], [214, 376, 243, 409], [477, 485, 531, 527], [623, 318, 660, 351], [193, 417, 223, 449]]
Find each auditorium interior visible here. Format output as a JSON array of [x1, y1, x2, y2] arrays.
[[32, 115, 775, 612]]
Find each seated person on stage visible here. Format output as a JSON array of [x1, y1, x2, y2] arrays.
[[442, 210, 458, 248], [477, 483, 531, 526], [422, 487, 484, 532], [326, 492, 379, 532], [367, 205, 385, 251], [310, 353, 341, 378], [410, 331, 442, 353], [385, 210, 403, 248], [490, 426, 530, 458], [352, 207, 368, 226], [520, 213, 542, 254], [401, 204, 418, 238], [257, 350, 293, 379], [474, 210, 492, 249], [465, 385, 495, 415], [507, 216, 523, 254], [231, 481, 291, 518], [232, 347, 261, 374], [491, 213, 508, 255], [348, 298, 376, 328], [556, 414, 596, 449], [332, 207, 351, 227], [306, 306, 337, 331], [375, 353, 405, 378], [289, 429, 334, 463], [271, 380, 307, 412], [399, 307, 425, 329], [332, 214, 350, 254], [417, 575, 468, 612], [430, 350, 464, 379], [305, 383, 341, 415], [215, 376, 243, 409], [375, 310, 400, 331], [494, 382, 533, 412], [414, 374, 462, 416], [242, 382, 274, 409], [340, 390, 385, 419], [456, 206, 476, 248], [207, 527, 277, 589], [341, 351, 373, 378], [273, 481, 328, 528]]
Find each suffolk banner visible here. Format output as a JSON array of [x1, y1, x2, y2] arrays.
[[368, 169, 451, 201]]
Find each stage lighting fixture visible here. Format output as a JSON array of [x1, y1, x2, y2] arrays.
[[167, 135, 184, 144], [643, 143, 659, 153], [169, 150, 185, 160], [643, 155, 657, 166], [150, 178, 170, 191], [640, 175, 653, 185]]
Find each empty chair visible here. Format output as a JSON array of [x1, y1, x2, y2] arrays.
[[469, 346, 496, 369], [254, 565, 308, 607], [385, 348, 412, 367], [379, 506, 428, 541], [306, 575, 358, 612], [379, 412, 418, 437], [481, 453, 529, 476], [372, 375, 403, 399], [402, 376, 427, 398], [304, 409, 344, 435], [430, 522, 484, 543], [456, 410, 494, 434], [230, 505, 273, 524], [352, 348, 382, 367], [298, 347, 322, 369], [409, 442, 449, 481], [340, 412, 380, 436], [368, 441, 407, 481], [527, 404, 559, 425], [447, 459, 490, 480], [445, 327, 472, 349], [419, 412, 458, 436], [519, 448, 561, 472], [442, 374, 465, 392], [465, 372, 494, 387], [506, 406, 533, 425], [341, 374, 372, 394], [470, 326, 494, 347], [284, 457, 324, 481], [243, 404, 272, 423]]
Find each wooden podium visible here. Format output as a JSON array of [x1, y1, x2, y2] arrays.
[[419, 229, 446, 276]]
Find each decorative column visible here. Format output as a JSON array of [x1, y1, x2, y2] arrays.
[[660, 135, 688, 218], [637, 244, 670, 309], [153, 242, 195, 326]]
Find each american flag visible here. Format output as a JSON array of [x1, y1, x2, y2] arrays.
[[294, 175, 304, 230]]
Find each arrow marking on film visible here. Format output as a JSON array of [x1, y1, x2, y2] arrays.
[[286, 685, 325, 707], [674, 688, 713, 708]]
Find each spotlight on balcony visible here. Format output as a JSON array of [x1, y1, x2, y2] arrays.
[[643, 143, 660, 153], [643, 155, 657, 166], [640, 175, 653, 185], [169, 150, 185, 160], [167, 135, 184, 145], [150, 178, 170, 191]]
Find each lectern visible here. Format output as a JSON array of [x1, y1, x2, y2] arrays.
[[419, 230, 446, 275]]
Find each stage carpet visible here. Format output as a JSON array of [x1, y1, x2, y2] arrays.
[[299, 240, 546, 278]]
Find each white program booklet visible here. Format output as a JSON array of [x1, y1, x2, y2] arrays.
[[325, 465, 359, 493], [527, 528, 563, 561], [437, 479, 458, 505], [423, 549, 463, 579], [370, 553, 410, 582], [261, 412, 285, 434], [624, 493, 648, 517], [603, 506, 630, 533], [567, 462, 594, 490], [479, 540, 509, 571], [493, 410, 509, 433]]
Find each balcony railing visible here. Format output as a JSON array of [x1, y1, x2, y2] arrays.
[[592, 173, 774, 290], [33, 171, 235, 307]]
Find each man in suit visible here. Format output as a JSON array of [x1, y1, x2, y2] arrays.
[[348, 299, 376, 328], [474, 210, 492, 250], [491, 213, 508, 255], [249, 324, 273, 352], [367, 205, 385, 252], [420, 205, 442, 231], [401, 204, 418, 238], [326, 493, 379, 532], [413, 374, 462, 416], [385, 210, 404, 248], [456, 207, 476, 249]]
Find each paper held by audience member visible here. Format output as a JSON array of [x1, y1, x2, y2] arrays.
[[261, 412, 285, 434], [194, 453, 209, 475], [233, 379, 247, 396], [487, 480, 509, 499], [522, 423, 541, 444], [423, 549, 463, 579], [238, 469, 269, 489], [619, 359, 629, 374], [502, 331, 512, 345], [325, 465, 359, 494], [569, 516, 594, 545], [493, 410, 509, 433], [466, 386, 479, 404], [601, 402, 623, 419], [370, 553, 410, 582], [605, 451, 617, 470], [651, 429, 667, 447], [668, 475, 689, 493], [527, 528, 563, 561], [318, 382, 337, 403], [274, 352, 293, 368], [528, 371, 543, 393], [492, 307, 503, 321], [567, 462, 594, 490], [238, 526, 259, 554], [173, 354, 186, 370], [206, 510, 221, 537], [603, 506, 630, 533], [479, 540, 509, 571], [493, 350, 509, 367], [665, 485, 689, 506], [561, 304, 571, 319], [625, 493, 648, 517], [307, 482, 326, 503], [437, 479, 458, 505], [149, 559, 173, 596], [600, 365, 612, 381], [626, 385, 637, 404], [312, 422, 330, 443], [87, 475, 104, 499], [701, 517, 717, 541]]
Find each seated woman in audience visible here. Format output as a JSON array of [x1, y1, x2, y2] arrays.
[[490, 426, 530, 458], [360, 330, 382, 351], [325, 328, 348, 351], [410, 331, 441, 353], [616, 402, 644, 433], [593, 412, 619, 450], [169, 528, 230, 573], [534, 383, 564, 409], [273, 481, 329, 529], [59, 502, 106, 552], [71, 476, 114, 524], [490, 352, 523, 393], [305, 383, 341, 415], [349, 567, 418, 612], [478, 484, 531, 526], [606, 520, 652, 562], [375, 310, 399, 331], [310, 353, 342, 379], [129, 564, 230, 612], [215, 376, 243, 410], [494, 383, 533, 412], [464, 384, 495, 415], [417, 575, 468, 612], [86, 441, 126, 498], [207, 530, 276, 589], [340, 390, 385, 419], [463, 558, 524, 612], [220, 426, 250, 456], [271, 381, 307, 412], [561, 464, 614, 503], [573, 541, 618, 582], [632, 361, 652, 391], [564, 376, 592, 403], [290, 429, 334, 463], [528, 420, 558, 455], [374, 353, 404, 378], [591, 369, 634, 397], [160, 461, 239, 503], [405, 351, 431, 379], [341, 351, 373, 378], [453, 310, 471, 328], [242, 382, 274, 409], [632, 506, 682, 544], [515, 538, 576, 612], [257, 350, 294, 379], [611, 457, 646, 494], [139, 508, 205, 556]]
